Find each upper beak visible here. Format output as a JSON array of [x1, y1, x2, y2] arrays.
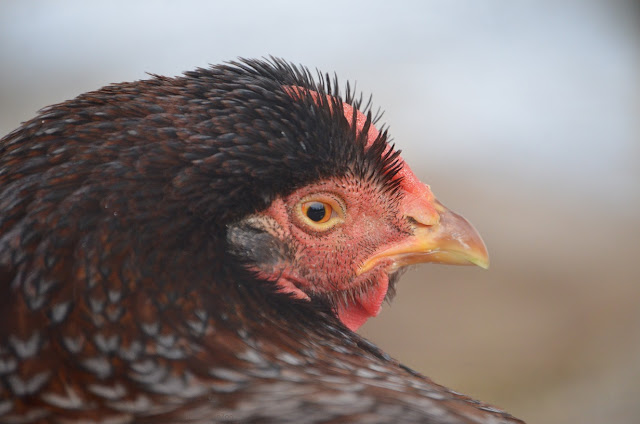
[[358, 196, 489, 275]]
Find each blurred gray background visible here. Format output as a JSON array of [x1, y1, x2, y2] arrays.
[[1, 1, 638, 422]]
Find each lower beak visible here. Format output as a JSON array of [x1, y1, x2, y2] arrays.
[[358, 200, 489, 275]]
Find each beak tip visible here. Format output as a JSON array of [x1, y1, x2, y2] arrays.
[[467, 241, 490, 270], [433, 206, 490, 271], [474, 258, 490, 270], [453, 248, 489, 270]]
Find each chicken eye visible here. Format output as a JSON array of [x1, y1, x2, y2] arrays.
[[296, 195, 345, 232], [303, 201, 332, 223]]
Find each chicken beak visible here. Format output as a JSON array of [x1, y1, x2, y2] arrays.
[[358, 196, 489, 275]]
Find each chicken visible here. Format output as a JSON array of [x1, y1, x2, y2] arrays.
[[0, 58, 523, 423]]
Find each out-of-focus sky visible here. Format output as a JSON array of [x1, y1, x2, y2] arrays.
[[1, 1, 638, 423]]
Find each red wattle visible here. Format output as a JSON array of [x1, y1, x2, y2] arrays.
[[337, 274, 389, 332]]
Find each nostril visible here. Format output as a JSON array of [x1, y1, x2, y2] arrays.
[[406, 214, 439, 228], [406, 216, 423, 226]]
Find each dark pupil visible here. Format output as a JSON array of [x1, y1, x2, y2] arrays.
[[306, 202, 326, 222]]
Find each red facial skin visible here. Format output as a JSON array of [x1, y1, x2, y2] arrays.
[[256, 176, 411, 331]]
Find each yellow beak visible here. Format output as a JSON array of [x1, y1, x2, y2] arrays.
[[358, 199, 489, 275]]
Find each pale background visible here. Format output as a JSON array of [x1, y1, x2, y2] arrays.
[[1, 1, 638, 423]]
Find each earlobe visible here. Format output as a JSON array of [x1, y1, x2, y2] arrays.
[[227, 215, 291, 268]]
